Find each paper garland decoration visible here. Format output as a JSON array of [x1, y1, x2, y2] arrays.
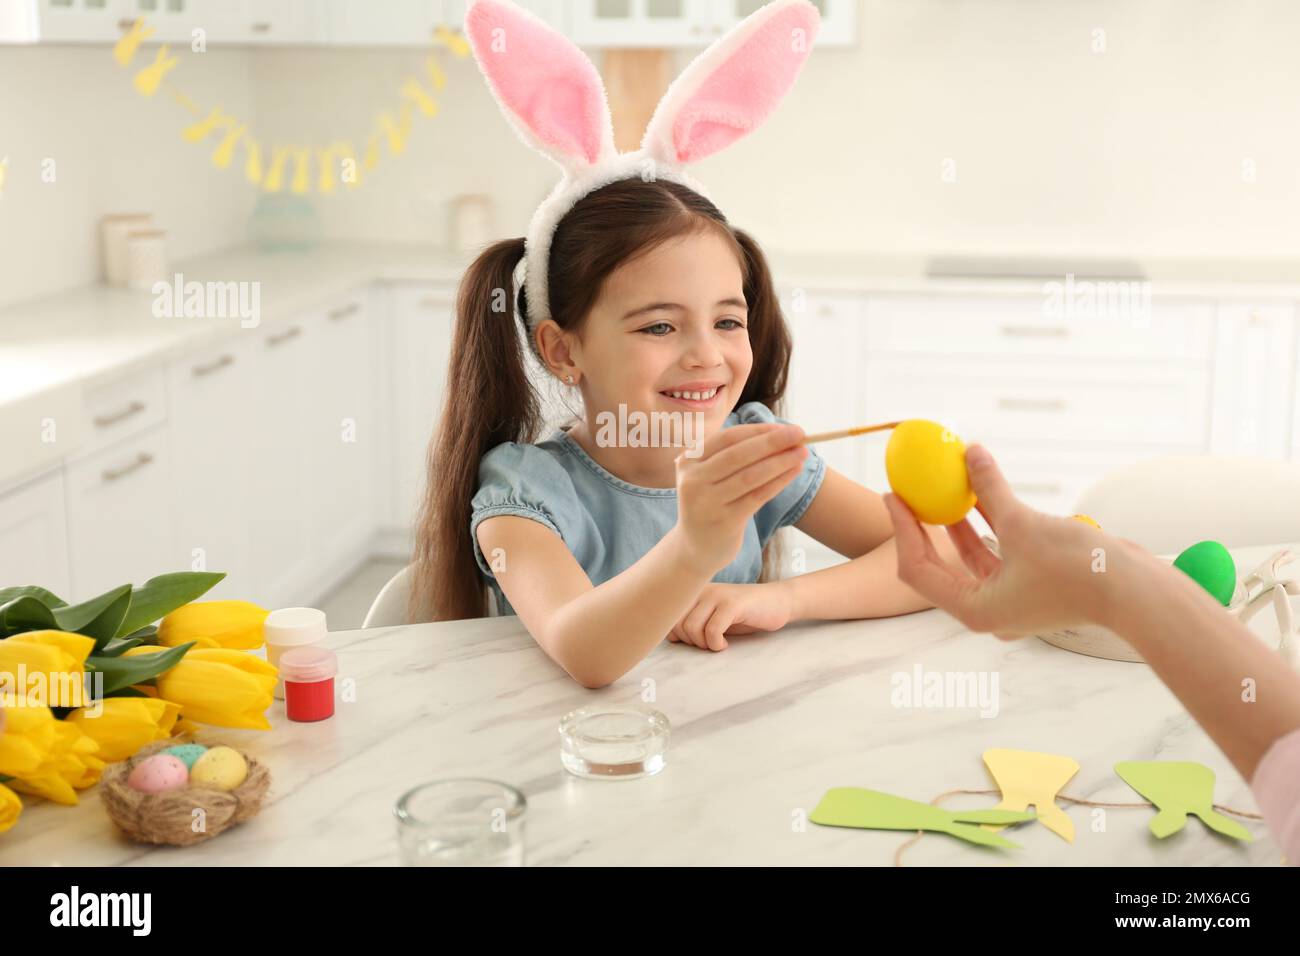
[[110, 17, 468, 194], [809, 788, 1037, 849], [982, 748, 1080, 842], [1114, 760, 1254, 843], [811, 751, 1258, 859]]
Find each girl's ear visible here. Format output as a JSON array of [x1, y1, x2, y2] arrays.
[[465, 0, 616, 174], [533, 318, 578, 380], [641, 0, 820, 166]]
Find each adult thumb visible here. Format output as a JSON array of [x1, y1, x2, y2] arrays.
[[965, 443, 1017, 526]]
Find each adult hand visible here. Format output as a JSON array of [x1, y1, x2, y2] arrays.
[[883, 443, 1146, 638]]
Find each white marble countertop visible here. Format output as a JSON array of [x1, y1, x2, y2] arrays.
[[2, 542, 1293, 867]]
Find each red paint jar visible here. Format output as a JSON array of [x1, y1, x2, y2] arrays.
[[280, 646, 338, 722]]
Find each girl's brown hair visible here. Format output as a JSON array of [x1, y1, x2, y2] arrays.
[[409, 177, 793, 623]]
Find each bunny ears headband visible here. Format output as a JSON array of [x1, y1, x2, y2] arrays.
[[464, 0, 820, 346]]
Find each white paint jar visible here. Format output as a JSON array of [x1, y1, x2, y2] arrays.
[[264, 606, 329, 700]]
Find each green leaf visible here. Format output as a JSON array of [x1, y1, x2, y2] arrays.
[[85, 642, 194, 696], [0, 594, 59, 637], [105, 686, 150, 698], [0, 775, 11, 784], [114, 571, 226, 639], [0, 585, 67, 609], [121, 624, 159, 645], [51, 585, 132, 650], [98, 636, 146, 657]]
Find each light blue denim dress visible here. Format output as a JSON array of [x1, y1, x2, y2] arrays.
[[470, 401, 826, 616]]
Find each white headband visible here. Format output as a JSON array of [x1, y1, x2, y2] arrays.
[[465, 0, 820, 351]]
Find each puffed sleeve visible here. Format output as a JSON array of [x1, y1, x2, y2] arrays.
[[732, 401, 826, 546], [1250, 726, 1300, 866], [469, 441, 581, 579]]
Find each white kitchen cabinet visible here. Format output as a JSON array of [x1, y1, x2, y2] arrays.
[[119, 0, 207, 43], [64, 424, 175, 601], [77, 366, 167, 460], [570, 0, 853, 48], [781, 288, 864, 483], [317, 0, 436, 47], [317, 0, 483, 47], [166, 335, 255, 602], [711, 0, 854, 45], [305, 292, 376, 572], [388, 284, 455, 550], [571, 0, 708, 47], [1210, 303, 1297, 460], [240, 0, 316, 45], [863, 355, 1211, 450], [863, 294, 1214, 362], [0, 470, 72, 598], [244, 312, 323, 609], [19, 0, 126, 43]]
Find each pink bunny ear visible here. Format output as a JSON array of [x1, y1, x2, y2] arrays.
[[641, 0, 819, 166], [465, 0, 615, 171]]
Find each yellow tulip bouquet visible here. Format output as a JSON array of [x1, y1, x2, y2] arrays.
[[0, 571, 275, 835]]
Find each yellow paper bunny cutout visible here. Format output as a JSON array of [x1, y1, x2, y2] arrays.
[[133, 45, 179, 97], [983, 748, 1080, 842], [113, 18, 155, 67]]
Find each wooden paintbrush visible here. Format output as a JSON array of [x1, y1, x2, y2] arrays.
[[801, 421, 902, 445]]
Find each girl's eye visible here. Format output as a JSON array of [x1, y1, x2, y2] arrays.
[[717, 317, 746, 330], [638, 322, 674, 336]]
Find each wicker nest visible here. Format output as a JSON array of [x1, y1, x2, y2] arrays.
[[100, 738, 271, 847]]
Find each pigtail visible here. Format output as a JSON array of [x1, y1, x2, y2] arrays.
[[409, 238, 538, 622], [732, 227, 794, 584]]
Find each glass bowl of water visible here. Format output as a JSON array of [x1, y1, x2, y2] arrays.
[[394, 779, 526, 866], [558, 704, 670, 780]]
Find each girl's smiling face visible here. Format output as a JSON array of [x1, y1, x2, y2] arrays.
[[560, 228, 753, 434]]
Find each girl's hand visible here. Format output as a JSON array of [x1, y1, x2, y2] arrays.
[[673, 422, 808, 576], [883, 443, 1145, 638], [667, 582, 795, 651]]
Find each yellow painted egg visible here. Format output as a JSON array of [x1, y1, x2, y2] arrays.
[[189, 745, 248, 792], [885, 419, 976, 525], [1071, 514, 1102, 529]]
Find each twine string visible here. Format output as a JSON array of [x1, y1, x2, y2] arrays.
[[892, 787, 1263, 866]]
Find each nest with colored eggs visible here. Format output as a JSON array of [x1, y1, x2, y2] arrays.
[[101, 738, 270, 847]]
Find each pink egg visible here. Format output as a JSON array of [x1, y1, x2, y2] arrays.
[[127, 754, 190, 794]]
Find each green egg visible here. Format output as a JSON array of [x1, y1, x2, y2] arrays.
[[1173, 540, 1236, 606], [160, 743, 208, 771]]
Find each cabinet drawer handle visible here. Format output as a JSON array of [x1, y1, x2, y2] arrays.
[[251, 22, 272, 33], [192, 354, 235, 377], [1012, 481, 1062, 495], [266, 325, 302, 347], [92, 400, 146, 428], [1000, 325, 1068, 338], [102, 452, 154, 484], [329, 303, 360, 321], [997, 397, 1066, 413]]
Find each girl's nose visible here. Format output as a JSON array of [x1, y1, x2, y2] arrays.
[[680, 328, 724, 367]]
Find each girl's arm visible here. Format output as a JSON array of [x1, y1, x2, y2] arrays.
[[480, 422, 810, 687], [477, 516, 715, 688], [781, 468, 964, 620]]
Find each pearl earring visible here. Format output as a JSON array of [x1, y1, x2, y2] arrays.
[[565, 374, 575, 385]]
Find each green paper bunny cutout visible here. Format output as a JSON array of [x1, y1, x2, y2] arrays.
[[810, 787, 1037, 849], [1114, 761, 1253, 842]]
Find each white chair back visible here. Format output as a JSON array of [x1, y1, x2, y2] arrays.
[[362, 564, 500, 627], [1073, 456, 1300, 554]]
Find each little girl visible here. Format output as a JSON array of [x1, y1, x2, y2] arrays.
[[408, 0, 960, 686]]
